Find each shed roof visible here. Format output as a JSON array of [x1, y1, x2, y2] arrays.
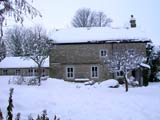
[[0, 57, 49, 68]]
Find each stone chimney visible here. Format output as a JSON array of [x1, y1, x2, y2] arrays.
[[130, 15, 136, 28]]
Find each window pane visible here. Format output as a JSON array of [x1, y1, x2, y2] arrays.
[[66, 67, 74, 79], [91, 66, 98, 78]]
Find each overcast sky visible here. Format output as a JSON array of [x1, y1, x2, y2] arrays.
[[8, 0, 160, 45]]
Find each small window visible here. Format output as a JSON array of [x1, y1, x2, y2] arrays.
[[116, 71, 124, 77], [91, 66, 99, 78], [66, 66, 74, 79], [100, 49, 107, 57], [28, 69, 33, 76], [15, 69, 20, 75], [3, 69, 8, 75], [42, 69, 45, 76], [128, 49, 135, 56]]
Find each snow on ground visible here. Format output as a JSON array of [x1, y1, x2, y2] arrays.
[[0, 76, 160, 120]]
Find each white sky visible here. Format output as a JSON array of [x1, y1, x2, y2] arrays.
[[6, 0, 160, 45]]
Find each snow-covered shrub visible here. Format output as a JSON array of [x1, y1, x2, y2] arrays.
[[84, 80, 96, 85], [100, 79, 119, 88], [117, 78, 124, 84], [27, 77, 38, 85], [28, 114, 34, 120], [8, 76, 39, 85], [128, 76, 139, 87], [41, 76, 48, 81], [15, 113, 21, 120], [156, 72, 160, 81]]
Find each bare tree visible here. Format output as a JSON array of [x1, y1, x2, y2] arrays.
[[5, 26, 25, 56], [105, 49, 144, 92], [0, 0, 41, 61], [72, 8, 93, 27], [0, 0, 42, 39], [94, 12, 112, 27], [72, 8, 112, 27], [23, 26, 51, 85]]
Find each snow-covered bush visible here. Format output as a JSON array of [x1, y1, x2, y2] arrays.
[[156, 72, 160, 81], [99, 79, 119, 88], [84, 80, 96, 85], [8, 76, 39, 85], [128, 76, 139, 87]]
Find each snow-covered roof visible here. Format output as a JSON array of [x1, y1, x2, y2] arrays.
[[50, 27, 151, 44], [0, 57, 49, 68]]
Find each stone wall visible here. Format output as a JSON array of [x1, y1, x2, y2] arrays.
[[50, 42, 147, 81]]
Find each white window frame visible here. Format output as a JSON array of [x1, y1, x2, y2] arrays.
[[91, 66, 99, 78], [100, 49, 107, 57], [66, 66, 74, 79]]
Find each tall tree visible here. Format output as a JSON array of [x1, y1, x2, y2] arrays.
[[72, 8, 112, 27], [0, 0, 41, 61], [105, 49, 144, 92], [23, 26, 51, 85], [5, 26, 25, 56], [94, 12, 112, 27]]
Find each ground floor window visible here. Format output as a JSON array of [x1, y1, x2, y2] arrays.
[[91, 66, 99, 78], [42, 69, 46, 76], [3, 69, 8, 75], [28, 68, 38, 76], [66, 66, 74, 79], [15, 69, 21, 75]]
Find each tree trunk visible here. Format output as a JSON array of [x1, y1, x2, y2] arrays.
[[124, 73, 129, 92], [38, 64, 41, 86]]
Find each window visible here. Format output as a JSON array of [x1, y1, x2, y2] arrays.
[[128, 49, 135, 56], [42, 69, 45, 76], [66, 66, 74, 79], [116, 71, 124, 77], [91, 66, 99, 78], [15, 69, 20, 75], [28, 69, 33, 76], [100, 49, 107, 57], [3, 69, 8, 75]]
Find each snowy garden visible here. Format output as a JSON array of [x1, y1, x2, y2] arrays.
[[0, 76, 160, 120]]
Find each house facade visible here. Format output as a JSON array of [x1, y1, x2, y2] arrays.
[[50, 27, 151, 82], [0, 57, 49, 76]]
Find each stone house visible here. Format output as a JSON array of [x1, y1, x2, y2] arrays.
[[49, 26, 151, 83], [0, 57, 49, 76]]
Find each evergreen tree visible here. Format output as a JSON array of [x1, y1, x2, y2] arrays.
[[7, 88, 14, 120]]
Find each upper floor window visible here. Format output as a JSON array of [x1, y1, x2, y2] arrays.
[[66, 66, 74, 79], [116, 70, 124, 77], [127, 49, 135, 56], [100, 49, 107, 57], [91, 66, 99, 78]]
